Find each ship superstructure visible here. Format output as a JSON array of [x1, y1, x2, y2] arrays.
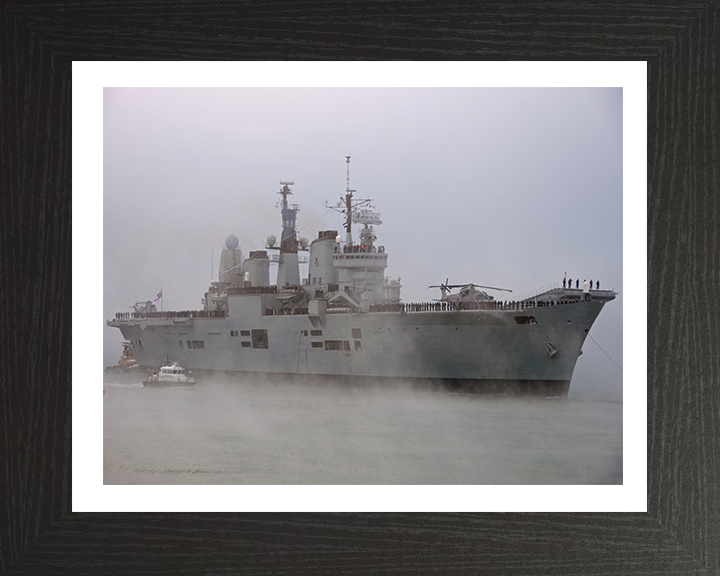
[[108, 157, 616, 396]]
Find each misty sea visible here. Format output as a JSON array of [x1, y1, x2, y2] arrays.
[[103, 373, 622, 485]]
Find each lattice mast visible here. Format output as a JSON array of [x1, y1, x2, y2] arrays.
[[327, 155, 379, 246], [275, 180, 301, 286]]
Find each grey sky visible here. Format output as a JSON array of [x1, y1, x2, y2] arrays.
[[104, 87, 623, 397]]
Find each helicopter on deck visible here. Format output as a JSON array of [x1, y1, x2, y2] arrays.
[[429, 279, 512, 304]]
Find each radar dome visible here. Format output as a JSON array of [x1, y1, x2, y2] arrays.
[[266, 235, 276, 247], [299, 237, 309, 249], [335, 235, 342, 243], [225, 234, 239, 250]]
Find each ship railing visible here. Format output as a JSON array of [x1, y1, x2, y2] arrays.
[[515, 282, 563, 302]]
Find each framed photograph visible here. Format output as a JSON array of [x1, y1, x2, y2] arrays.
[[3, 3, 717, 574]]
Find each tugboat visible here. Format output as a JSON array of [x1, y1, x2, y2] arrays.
[[144, 357, 197, 387], [104, 341, 139, 372]]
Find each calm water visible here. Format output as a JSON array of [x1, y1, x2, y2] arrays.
[[103, 374, 622, 485]]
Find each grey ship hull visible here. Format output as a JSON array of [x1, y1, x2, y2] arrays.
[[109, 292, 612, 396]]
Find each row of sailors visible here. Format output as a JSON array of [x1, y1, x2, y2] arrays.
[[564, 278, 600, 290], [115, 297, 590, 321], [114, 310, 227, 320], [337, 244, 385, 254], [370, 298, 587, 313]]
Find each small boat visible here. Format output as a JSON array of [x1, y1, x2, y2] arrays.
[[104, 341, 140, 372], [143, 362, 197, 387]]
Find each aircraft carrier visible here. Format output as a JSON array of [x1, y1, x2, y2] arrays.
[[107, 157, 616, 396]]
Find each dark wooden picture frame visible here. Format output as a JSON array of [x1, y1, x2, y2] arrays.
[[2, 2, 718, 574]]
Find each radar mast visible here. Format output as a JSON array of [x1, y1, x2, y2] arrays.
[[273, 180, 301, 286], [326, 155, 377, 246]]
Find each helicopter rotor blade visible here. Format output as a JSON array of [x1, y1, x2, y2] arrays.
[[475, 285, 513, 293], [442, 283, 512, 293]]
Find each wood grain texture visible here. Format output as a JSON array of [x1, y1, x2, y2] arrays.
[[1, 1, 718, 574]]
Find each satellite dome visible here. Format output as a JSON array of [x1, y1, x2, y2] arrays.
[[225, 234, 239, 250], [335, 235, 342, 243], [266, 235, 276, 247], [299, 237, 309, 249]]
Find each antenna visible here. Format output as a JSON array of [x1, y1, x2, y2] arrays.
[[346, 155, 351, 191], [324, 155, 378, 246], [353, 208, 382, 225], [279, 180, 295, 200]]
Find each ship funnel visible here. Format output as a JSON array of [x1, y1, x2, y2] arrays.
[[243, 251, 270, 286]]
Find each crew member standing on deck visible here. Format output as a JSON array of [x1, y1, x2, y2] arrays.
[[583, 279, 590, 300]]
